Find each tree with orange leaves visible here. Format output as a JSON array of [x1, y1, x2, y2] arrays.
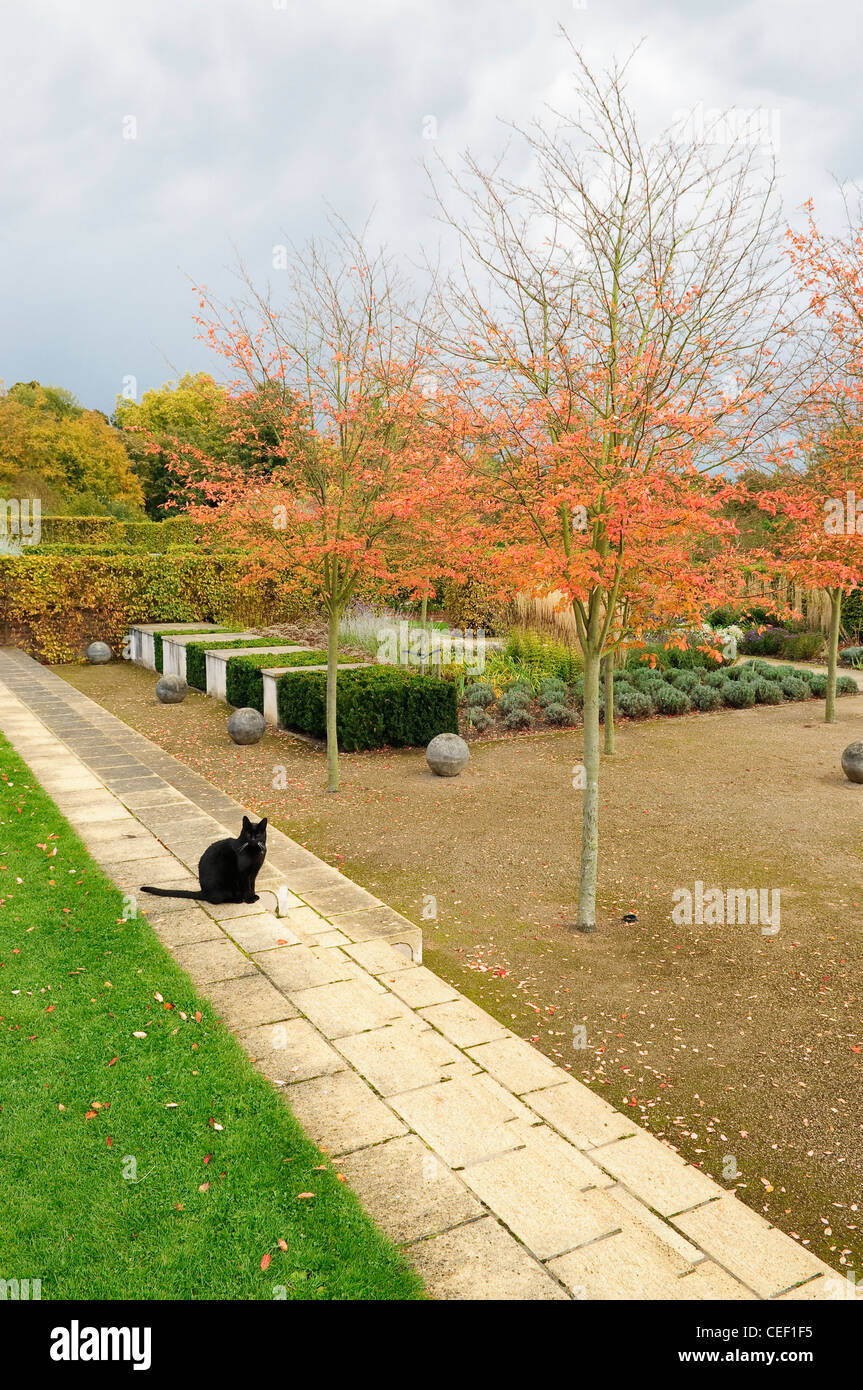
[[755, 425, 863, 722], [767, 198, 863, 720], [434, 47, 797, 931], [167, 226, 476, 792]]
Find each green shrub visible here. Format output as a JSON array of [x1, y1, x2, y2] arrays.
[[538, 677, 567, 707], [652, 683, 692, 715], [543, 701, 575, 725], [751, 677, 784, 704], [465, 681, 495, 708], [226, 651, 328, 710], [783, 632, 823, 661], [503, 708, 535, 731], [502, 630, 583, 685], [840, 646, 863, 666], [626, 669, 661, 694], [837, 674, 859, 695], [722, 680, 756, 708], [154, 626, 233, 673], [465, 707, 492, 732], [702, 670, 727, 690], [665, 669, 701, 693], [691, 684, 722, 712], [276, 666, 458, 751], [805, 674, 828, 698], [780, 675, 811, 700], [614, 687, 655, 719], [499, 682, 532, 714], [184, 636, 309, 690]]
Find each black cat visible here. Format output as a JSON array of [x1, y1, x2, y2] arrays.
[[141, 816, 268, 905]]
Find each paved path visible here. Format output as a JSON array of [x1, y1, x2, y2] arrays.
[[0, 648, 847, 1300]]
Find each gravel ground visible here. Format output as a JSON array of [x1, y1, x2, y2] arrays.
[[55, 658, 863, 1276]]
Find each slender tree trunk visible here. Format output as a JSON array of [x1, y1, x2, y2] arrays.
[[603, 651, 615, 755], [576, 646, 601, 932], [420, 592, 428, 673], [826, 588, 842, 725], [326, 605, 340, 792]]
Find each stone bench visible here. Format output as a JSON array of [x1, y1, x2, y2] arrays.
[[161, 631, 264, 682], [204, 646, 311, 702], [128, 623, 229, 671]]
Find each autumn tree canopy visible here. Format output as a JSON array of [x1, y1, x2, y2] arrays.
[[0, 381, 144, 516]]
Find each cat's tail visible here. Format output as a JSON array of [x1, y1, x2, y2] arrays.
[[140, 886, 204, 899]]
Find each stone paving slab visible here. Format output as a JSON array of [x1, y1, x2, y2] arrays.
[[408, 1216, 569, 1301], [671, 1194, 827, 1298], [337, 1135, 485, 1245], [0, 646, 841, 1302]]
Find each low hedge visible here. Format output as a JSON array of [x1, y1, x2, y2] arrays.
[[34, 516, 209, 549], [185, 638, 318, 692], [154, 626, 234, 673], [276, 666, 459, 750], [225, 650, 328, 710]]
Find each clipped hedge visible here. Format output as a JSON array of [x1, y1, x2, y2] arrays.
[[0, 553, 315, 664], [185, 637, 317, 692], [276, 666, 458, 751], [35, 516, 209, 549], [225, 650, 328, 710], [154, 626, 233, 674]]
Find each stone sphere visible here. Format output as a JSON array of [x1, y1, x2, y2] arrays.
[[426, 732, 470, 777], [227, 707, 266, 745], [155, 673, 188, 704], [841, 741, 863, 783], [86, 641, 112, 664]]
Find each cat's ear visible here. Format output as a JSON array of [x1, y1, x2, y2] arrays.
[[241, 815, 252, 833], [257, 818, 268, 833]]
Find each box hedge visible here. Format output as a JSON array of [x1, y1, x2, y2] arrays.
[[154, 627, 234, 673], [276, 666, 459, 750], [225, 651, 328, 710], [185, 639, 320, 692]]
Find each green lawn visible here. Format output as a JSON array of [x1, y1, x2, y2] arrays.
[[0, 734, 423, 1301]]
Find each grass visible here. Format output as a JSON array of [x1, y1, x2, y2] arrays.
[[0, 733, 424, 1301]]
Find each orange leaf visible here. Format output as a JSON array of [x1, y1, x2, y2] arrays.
[[260, 1252, 271, 1271]]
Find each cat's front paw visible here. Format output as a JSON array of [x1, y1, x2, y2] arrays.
[[244, 893, 259, 903]]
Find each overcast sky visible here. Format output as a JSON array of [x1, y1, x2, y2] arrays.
[[1, 0, 861, 415]]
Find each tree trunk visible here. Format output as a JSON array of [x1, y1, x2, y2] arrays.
[[326, 606, 340, 792], [575, 646, 601, 932], [826, 588, 842, 725], [603, 652, 615, 755], [420, 592, 428, 673]]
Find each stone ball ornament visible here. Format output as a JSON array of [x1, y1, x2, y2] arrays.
[[155, 674, 188, 704], [227, 707, 266, 745], [841, 741, 863, 783], [86, 641, 112, 664], [426, 732, 470, 777]]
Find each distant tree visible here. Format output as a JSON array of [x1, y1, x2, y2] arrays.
[[0, 381, 144, 515], [114, 373, 229, 518], [114, 372, 301, 517]]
